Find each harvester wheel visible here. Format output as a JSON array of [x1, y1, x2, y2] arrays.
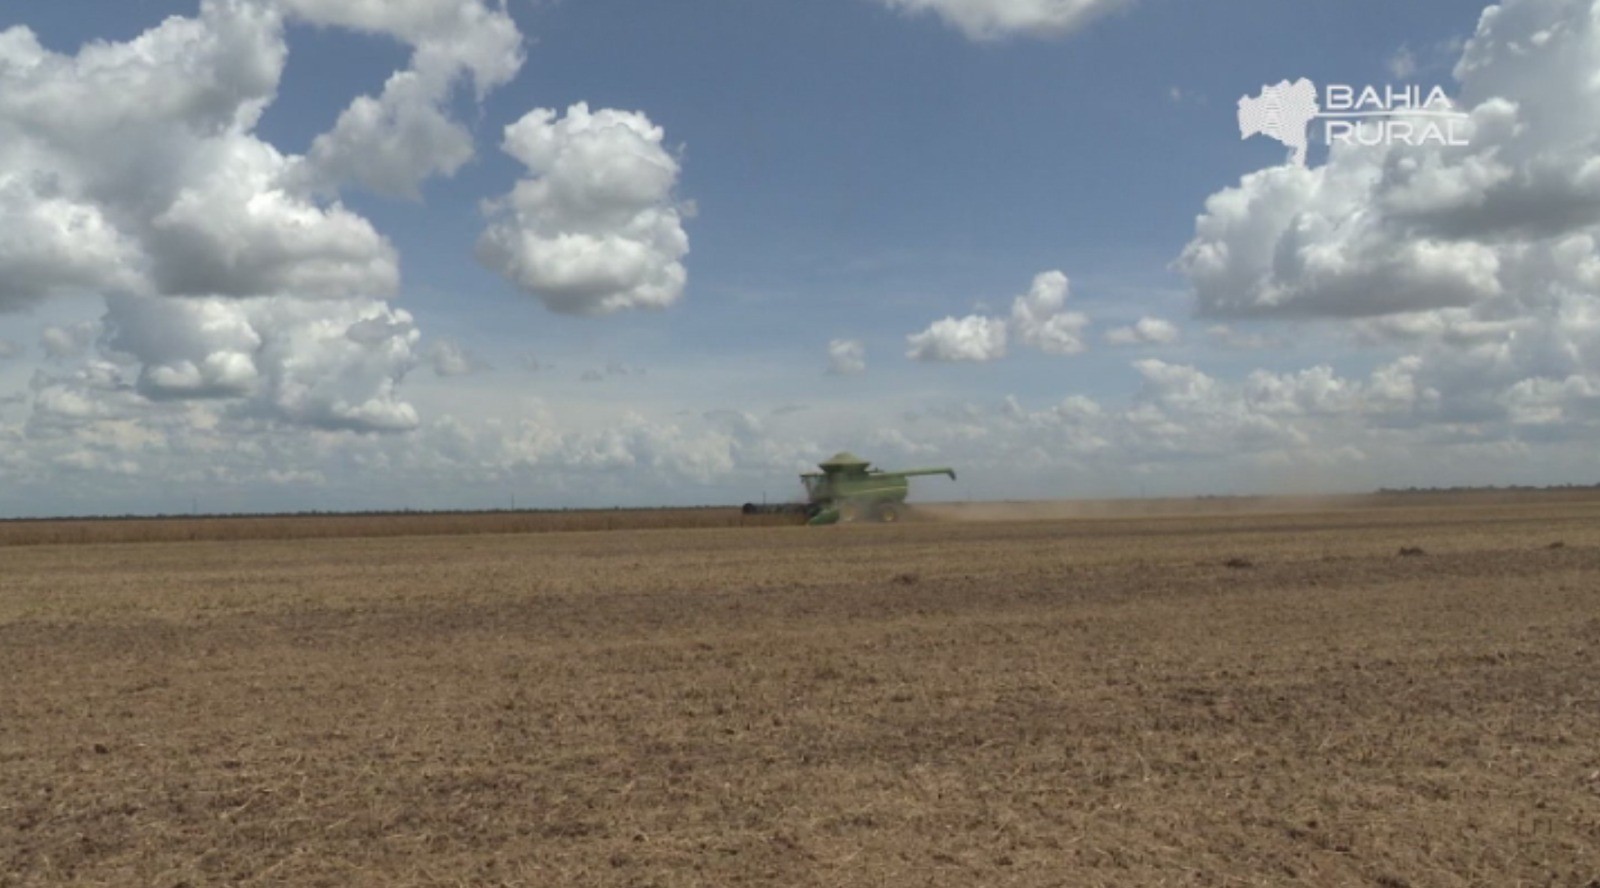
[[872, 503, 901, 524], [837, 501, 862, 523]]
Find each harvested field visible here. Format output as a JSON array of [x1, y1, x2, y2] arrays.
[[2, 495, 1599, 886], [4, 488, 1593, 546], [0, 508, 790, 547]]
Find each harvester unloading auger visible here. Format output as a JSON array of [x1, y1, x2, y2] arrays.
[[742, 452, 957, 525]]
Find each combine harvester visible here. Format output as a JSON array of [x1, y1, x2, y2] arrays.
[[743, 451, 957, 525]]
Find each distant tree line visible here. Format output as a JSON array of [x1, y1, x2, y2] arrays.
[[1376, 483, 1600, 494], [0, 504, 737, 524]]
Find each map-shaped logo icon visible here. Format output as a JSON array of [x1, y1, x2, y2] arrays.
[[1238, 78, 1320, 167]]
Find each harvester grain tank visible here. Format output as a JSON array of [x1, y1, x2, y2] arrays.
[[743, 451, 957, 525]]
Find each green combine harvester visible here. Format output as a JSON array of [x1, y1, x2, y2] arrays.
[[743, 452, 957, 525]]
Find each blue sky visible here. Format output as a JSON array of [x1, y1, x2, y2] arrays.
[[2, 0, 1597, 516]]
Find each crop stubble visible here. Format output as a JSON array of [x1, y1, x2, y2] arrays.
[[2, 496, 1598, 886]]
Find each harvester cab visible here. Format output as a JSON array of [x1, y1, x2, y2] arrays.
[[743, 451, 957, 525]]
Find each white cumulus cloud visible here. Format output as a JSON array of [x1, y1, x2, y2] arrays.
[[276, 0, 523, 91], [294, 72, 477, 200], [101, 294, 421, 431], [907, 315, 1009, 362], [0, 0, 544, 435], [1105, 315, 1180, 346], [0, 0, 525, 433], [477, 103, 691, 316], [1175, 0, 1600, 448], [877, 0, 1133, 41], [1009, 270, 1089, 354], [827, 338, 867, 375], [908, 270, 1088, 362], [426, 338, 489, 377], [0, 1, 404, 305], [284, 0, 524, 198], [1180, 0, 1600, 322]]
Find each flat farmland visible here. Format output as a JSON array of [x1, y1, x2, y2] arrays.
[[3, 497, 1599, 887]]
